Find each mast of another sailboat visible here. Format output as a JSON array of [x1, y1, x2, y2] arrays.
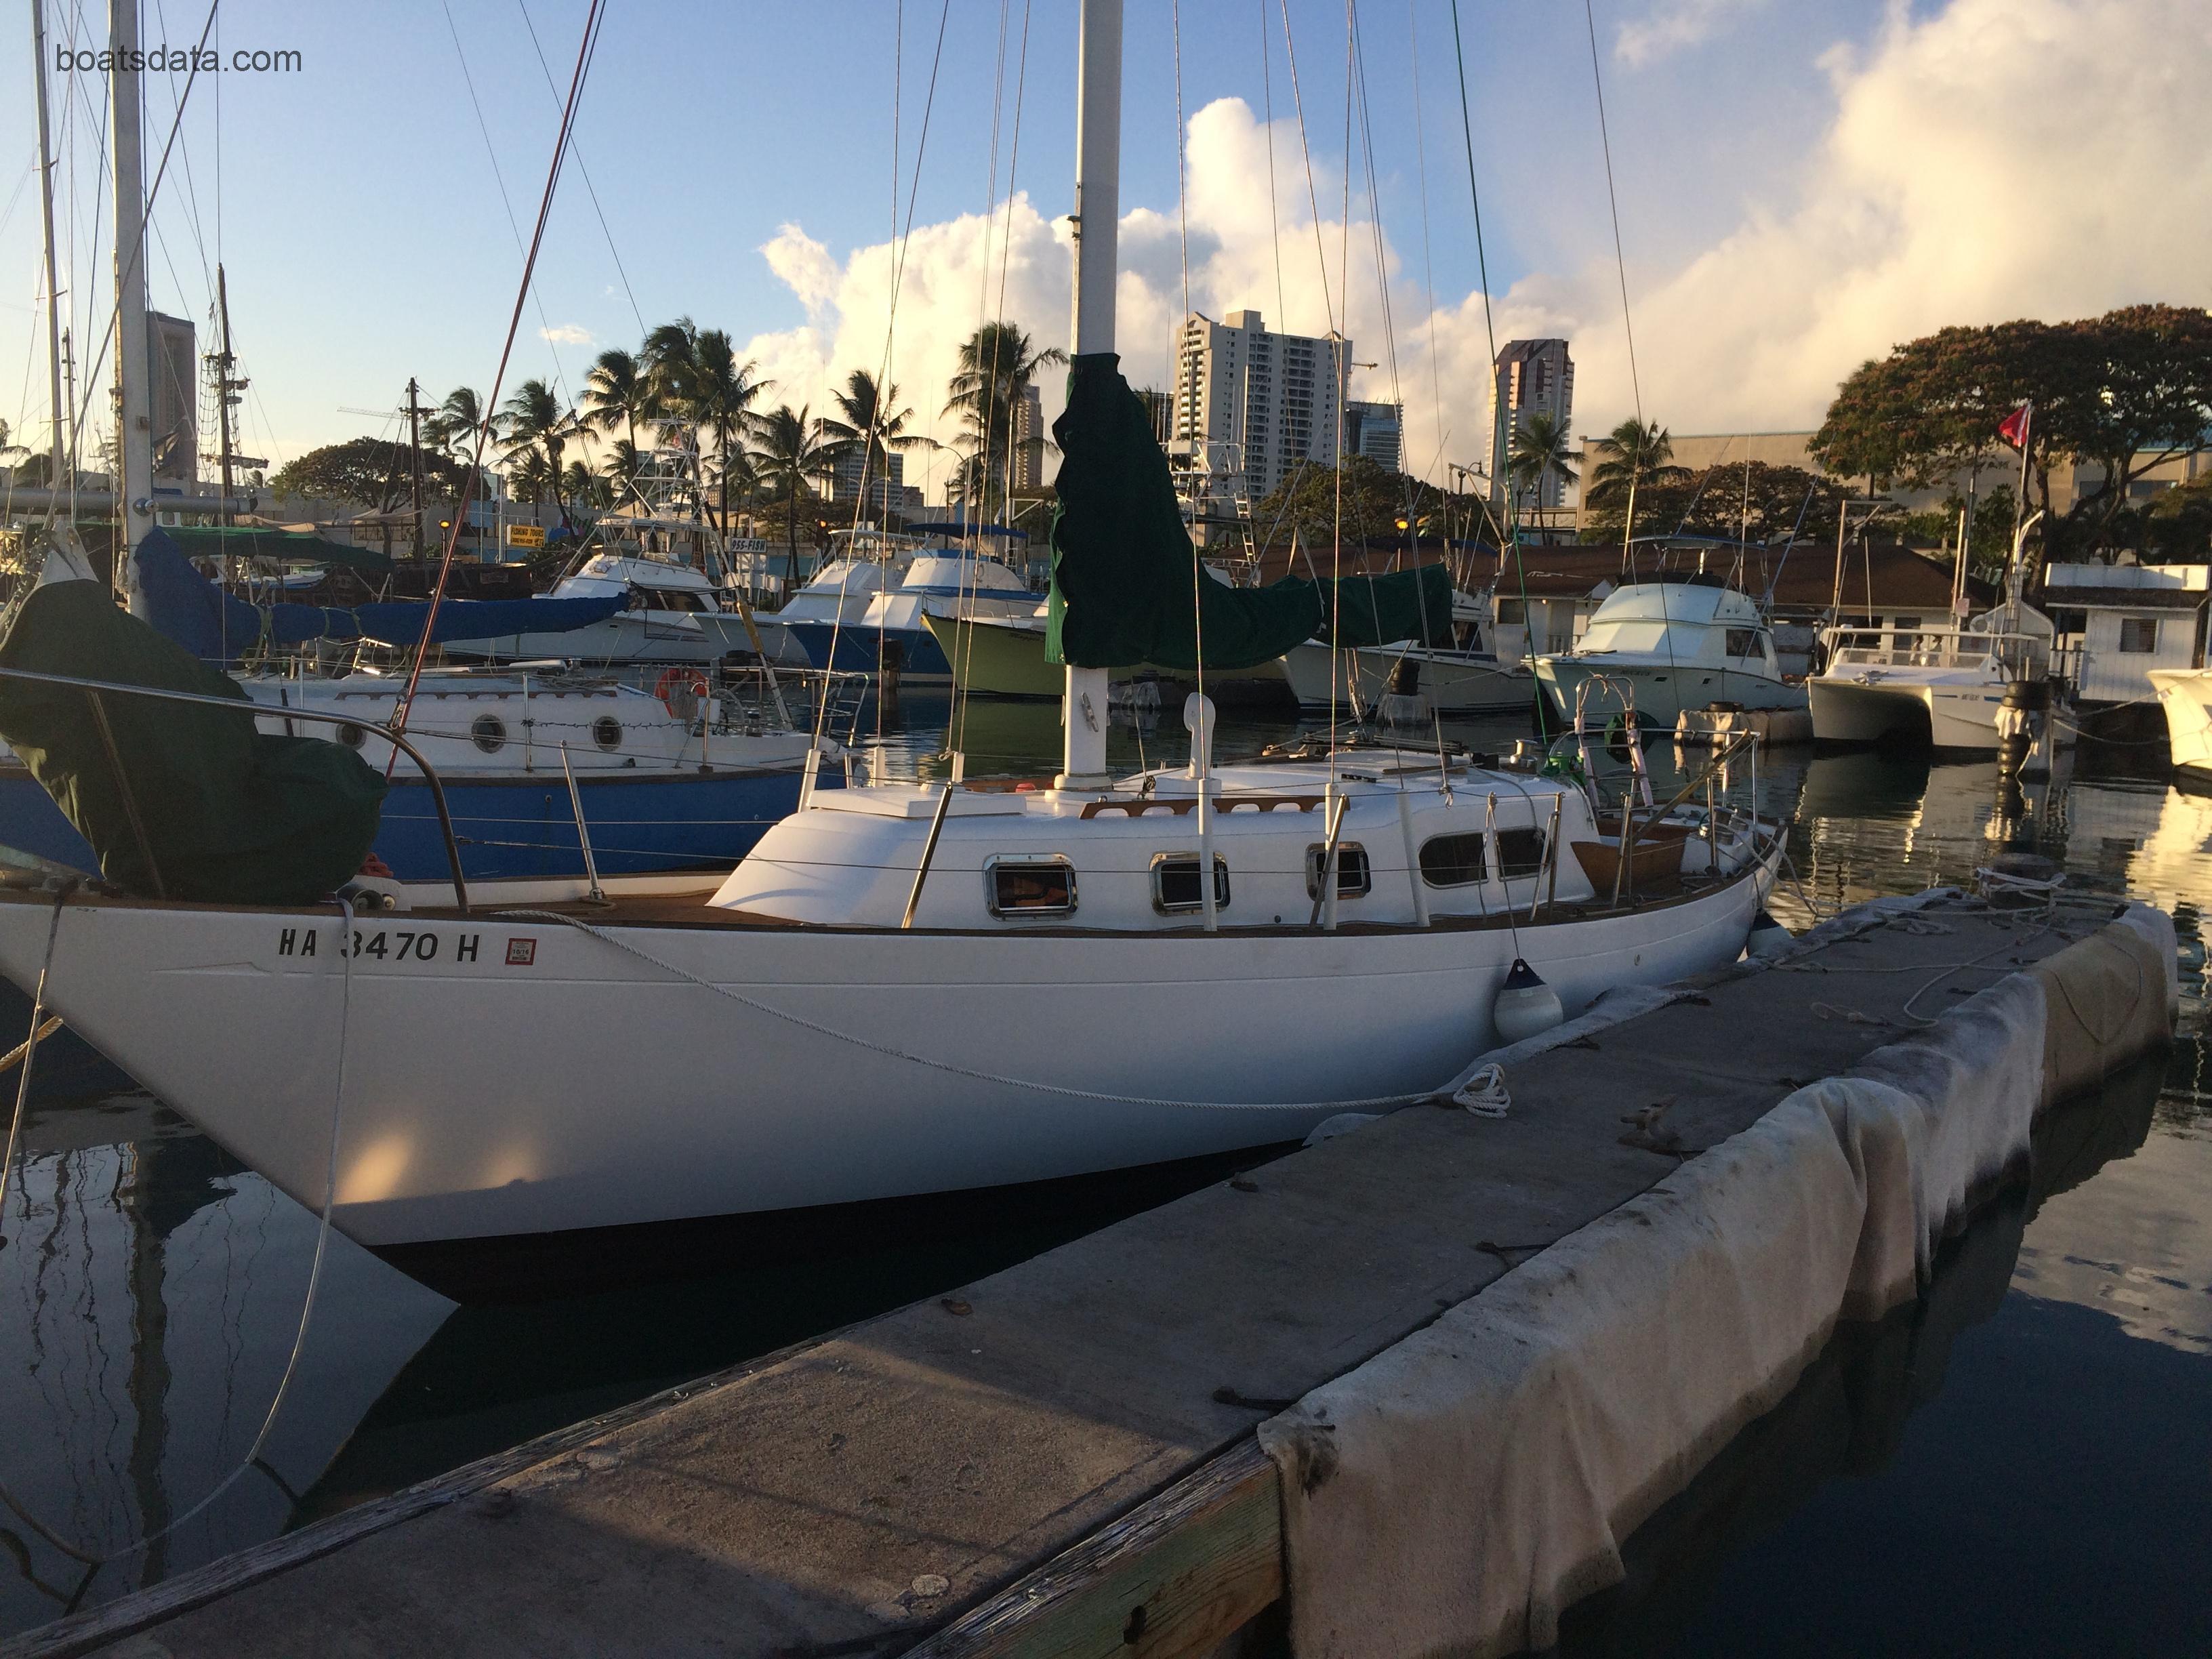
[[1057, 0, 1121, 790], [30, 0, 67, 496], [110, 0, 157, 615]]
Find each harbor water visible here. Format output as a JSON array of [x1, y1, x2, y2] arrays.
[[1, 692, 2205, 1648]]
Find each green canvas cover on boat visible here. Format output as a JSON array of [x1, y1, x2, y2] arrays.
[[0, 579, 386, 904], [1046, 353, 1453, 672]]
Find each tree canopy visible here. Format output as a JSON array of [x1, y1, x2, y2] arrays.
[[268, 437, 472, 506], [1811, 306, 2212, 559], [1580, 459, 1843, 545], [1250, 456, 1456, 554]]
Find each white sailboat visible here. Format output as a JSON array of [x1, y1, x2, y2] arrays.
[[0, 0, 1780, 1269]]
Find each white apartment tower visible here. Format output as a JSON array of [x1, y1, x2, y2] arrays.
[[1484, 338, 1574, 509], [1172, 310, 1350, 506]]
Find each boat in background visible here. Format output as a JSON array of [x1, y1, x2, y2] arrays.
[[1811, 607, 2073, 751], [1534, 576, 1805, 729], [749, 529, 926, 670], [925, 605, 1292, 703], [780, 525, 1040, 683], [2150, 668, 2212, 783], [1279, 590, 1530, 716]]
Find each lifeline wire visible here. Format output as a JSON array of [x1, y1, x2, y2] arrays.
[[0, 894, 355, 1568]]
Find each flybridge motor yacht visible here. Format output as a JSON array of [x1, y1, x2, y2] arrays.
[[747, 529, 927, 670], [440, 544, 765, 668], [779, 525, 1040, 684], [0, 0, 1781, 1278], [1534, 575, 1805, 729], [1279, 589, 1531, 716]]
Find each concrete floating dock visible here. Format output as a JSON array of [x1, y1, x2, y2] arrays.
[[7, 890, 2174, 1659]]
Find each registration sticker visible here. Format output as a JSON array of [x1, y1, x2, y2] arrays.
[[505, 938, 537, 967]]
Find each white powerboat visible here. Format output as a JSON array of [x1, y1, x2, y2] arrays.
[[1535, 577, 1805, 729], [1279, 590, 1532, 716], [748, 530, 926, 669], [1811, 607, 2068, 751], [2150, 668, 2212, 781]]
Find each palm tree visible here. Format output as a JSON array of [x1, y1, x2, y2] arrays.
[[749, 405, 839, 569], [1584, 417, 1686, 508], [1507, 412, 1578, 518], [580, 349, 651, 458], [687, 330, 769, 533], [561, 459, 611, 512], [944, 321, 1067, 514], [426, 386, 491, 460], [506, 446, 554, 507], [600, 437, 644, 501], [821, 369, 926, 508], [499, 378, 579, 513]]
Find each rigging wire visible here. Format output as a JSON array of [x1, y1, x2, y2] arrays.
[[388, 0, 609, 756], [1175, 0, 1206, 729], [1258, 0, 1286, 331], [513, 0, 646, 337]]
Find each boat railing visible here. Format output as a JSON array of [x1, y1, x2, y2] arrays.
[[0, 662, 472, 912], [716, 663, 868, 741], [1825, 628, 2077, 687]]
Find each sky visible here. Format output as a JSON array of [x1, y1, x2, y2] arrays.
[[2, 0, 2207, 504]]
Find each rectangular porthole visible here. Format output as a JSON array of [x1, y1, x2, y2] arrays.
[[1151, 853, 1231, 914], [1305, 842, 1372, 899], [985, 857, 1077, 917], [1419, 832, 1487, 887], [1494, 827, 1549, 880]]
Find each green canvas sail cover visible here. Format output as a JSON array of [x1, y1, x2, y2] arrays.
[[0, 580, 386, 904], [1046, 353, 1453, 672]]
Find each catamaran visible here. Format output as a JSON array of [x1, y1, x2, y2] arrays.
[[0, 0, 1779, 1279], [1279, 589, 1530, 716]]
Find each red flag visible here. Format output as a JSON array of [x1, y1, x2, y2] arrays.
[[1998, 402, 2032, 449]]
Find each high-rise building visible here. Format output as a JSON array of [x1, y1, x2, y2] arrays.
[[148, 310, 197, 483], [830, 443, 906, 518], [1170, 310, 1351, 507], [1483, 338, 1574, 509], [1011, 382, 1046, 492], [1345, 400, 1402, 472]]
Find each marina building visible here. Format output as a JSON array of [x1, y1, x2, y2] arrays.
[[1485, 339, 1574, 509], [1170, 309, 1351, 509]]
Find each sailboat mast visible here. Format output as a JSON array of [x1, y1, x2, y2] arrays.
[[214, 265, 237, 530], [1059, 0, 1122, 789], [110, 0, 156, 613], [30, 0, 66, 493]]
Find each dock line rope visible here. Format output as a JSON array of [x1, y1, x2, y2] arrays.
[[495, 908, 1441, 1114], [0, 895, 355, 1569]]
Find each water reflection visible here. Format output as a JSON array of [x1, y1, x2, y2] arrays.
[[3, 697, 2209, 1639]]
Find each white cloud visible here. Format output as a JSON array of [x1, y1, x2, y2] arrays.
[[538, 323, 594, 346], [1616, 0, 1767, 68], [732, 0, 2212, 495]]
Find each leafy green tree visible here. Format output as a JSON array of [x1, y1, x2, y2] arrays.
[[748, 405, 839, 568], [269, 437, 470, 507], [1250, 456, 1454, 554], [1812, 306, 2212, 559], [1581, 460, 1842, 545]]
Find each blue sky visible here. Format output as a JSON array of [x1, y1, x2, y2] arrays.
[[5, 0, 2202, 489]]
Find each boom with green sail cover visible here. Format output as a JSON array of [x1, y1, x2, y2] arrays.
[[1046, 354, 1452, 672]]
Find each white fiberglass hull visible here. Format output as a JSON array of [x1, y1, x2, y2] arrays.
[[1279, 642, 1532, 715], [1536, 658, 1806, 727], [1809, 676, 2013, 750], [2152, 669, 2212, 778], [0, 868, 1771, 1252]]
